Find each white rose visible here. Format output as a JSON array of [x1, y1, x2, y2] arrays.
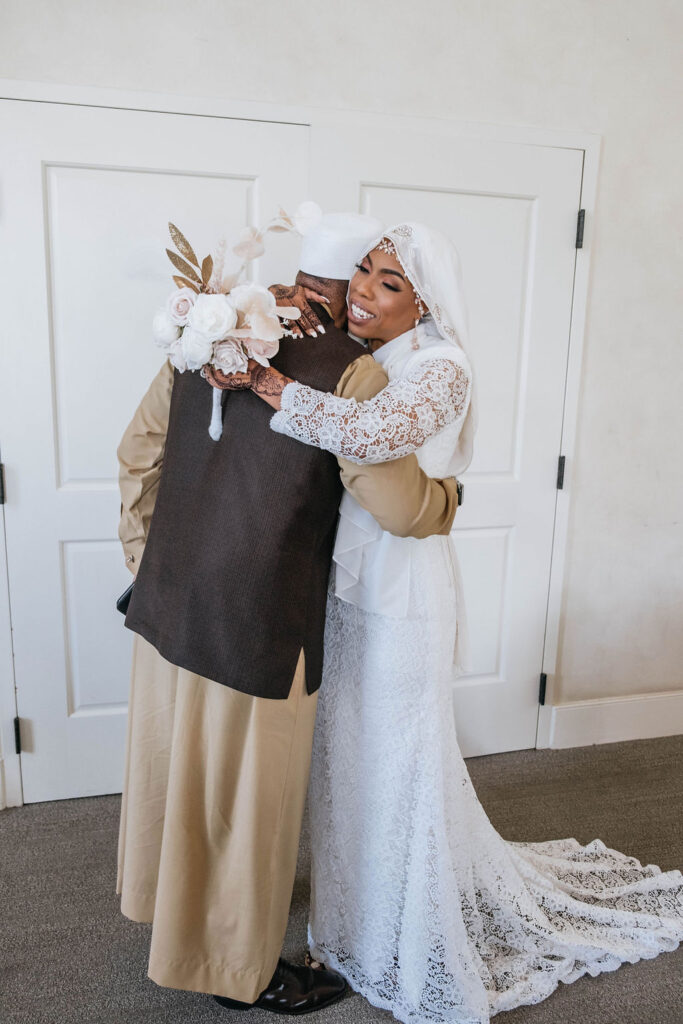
[[212, 339, 249, 375], [187, 293, 237, 342], [244, 336, 280, 366], [181, 326, 214, 371], [152, 309, 181, 350], [167, 287, 196, 326], [168, 338, 187, 372]]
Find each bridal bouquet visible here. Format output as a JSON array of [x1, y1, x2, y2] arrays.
[[151, 206, 321, 438], [152, 221, 303, 375]]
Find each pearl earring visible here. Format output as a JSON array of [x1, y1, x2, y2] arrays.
[[412, 294, 426, 349]]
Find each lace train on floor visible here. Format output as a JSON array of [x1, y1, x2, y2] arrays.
[[308, 565, 683, 1024]]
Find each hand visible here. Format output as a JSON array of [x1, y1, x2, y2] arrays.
[[203, 363, 253, 390], [204, 360, 292, 412], [269, 283, 329, 338]]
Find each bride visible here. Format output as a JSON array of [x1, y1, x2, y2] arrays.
[[218, 221, 683, 1023]]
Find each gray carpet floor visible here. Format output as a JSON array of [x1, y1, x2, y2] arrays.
[[1, 735, 681, 1024]]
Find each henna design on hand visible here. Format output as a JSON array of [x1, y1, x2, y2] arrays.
[[204, 364, 252, 390], [268, 282, 324, 337], [270, 284, 299, 302], [250, 364, 292, 398]]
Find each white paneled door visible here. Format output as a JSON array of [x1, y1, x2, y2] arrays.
[[0, 100, 308, 802], [311, 118, 583, 756], [1, 99, 584, 801]]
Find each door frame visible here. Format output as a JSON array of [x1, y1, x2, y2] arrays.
[[0, 79, 602, 802], [0, 485, 21, 809]]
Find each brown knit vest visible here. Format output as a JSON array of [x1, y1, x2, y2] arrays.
[[125, 315, 363, 698]]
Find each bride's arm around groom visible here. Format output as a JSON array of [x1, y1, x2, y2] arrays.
[[117, 356, 459, 575]]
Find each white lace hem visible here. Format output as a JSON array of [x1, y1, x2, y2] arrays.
[[309, 922, 681, 1024]]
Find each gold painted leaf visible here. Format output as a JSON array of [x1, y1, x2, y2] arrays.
[[166, 249, 202, 284], [201, 254, 213, 285], [168, 223, 199, 267], [173, 274, 200, 293]]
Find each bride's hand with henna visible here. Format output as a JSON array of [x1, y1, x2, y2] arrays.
[[204, 359, 291, 409], [269, 283, 329, 338], [203, 364, 252, 390]]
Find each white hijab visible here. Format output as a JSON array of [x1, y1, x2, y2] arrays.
[[333, 221, 476, 659], [360, 220, 478, 475]]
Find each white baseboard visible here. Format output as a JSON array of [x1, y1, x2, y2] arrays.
[[541, 690, 683, 749], [0, 750, 23, 809]]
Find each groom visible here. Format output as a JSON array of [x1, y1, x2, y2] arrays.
[[117, 212, 460, 1014]]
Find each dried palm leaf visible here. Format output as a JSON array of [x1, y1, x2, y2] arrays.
[[201, 254, 214, 286], [173, 274, 200, 293], [166, 249, 202, 284], [168, 223, 199, 267]]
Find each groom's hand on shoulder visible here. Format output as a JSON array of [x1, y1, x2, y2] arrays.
[[269, 283, 328, 338]]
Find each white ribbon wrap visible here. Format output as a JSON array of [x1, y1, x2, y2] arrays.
[[209, 386, 224, 441]]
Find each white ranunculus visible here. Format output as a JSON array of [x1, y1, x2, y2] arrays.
[[212, 338, 249, 375], [187, 292, 237, 342], [153, 308, 181, 350], [167, 287, 196, 326], [181, 326, 214, 371], [168, 337, 187, 372]]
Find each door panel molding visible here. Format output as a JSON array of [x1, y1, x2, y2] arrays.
[[0, 98, 309, 802], [0, 79, 601, 801], [308, 113, 599, 756]]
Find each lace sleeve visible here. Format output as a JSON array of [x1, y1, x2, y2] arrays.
[[270, 357, 470, 464]]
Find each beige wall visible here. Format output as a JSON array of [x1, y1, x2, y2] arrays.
[[2, 0, 682, 704]]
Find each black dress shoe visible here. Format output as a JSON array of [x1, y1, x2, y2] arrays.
[[213, 957, 347, 1015]]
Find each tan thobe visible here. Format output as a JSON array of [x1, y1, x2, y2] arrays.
[[116, 354, 459, 1002]]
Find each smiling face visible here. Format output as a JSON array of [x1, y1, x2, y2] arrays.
[[347, 244, 422, 346]]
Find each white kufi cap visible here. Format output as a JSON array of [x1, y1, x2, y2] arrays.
[[299, 212, 384, 280]]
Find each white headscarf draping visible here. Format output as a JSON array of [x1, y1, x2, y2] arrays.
[[333, 222, 478, 643], [360, 220, 478, 475]]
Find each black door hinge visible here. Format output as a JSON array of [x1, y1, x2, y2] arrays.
[[575, 209, 585, 249], [539, 674, 547, 705], [0, 463, 5, 505], [557, 455, 565, 489], [14, 716, 21, 755]]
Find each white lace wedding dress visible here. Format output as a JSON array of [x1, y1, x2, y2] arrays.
[[271, 326, 683, 1024]]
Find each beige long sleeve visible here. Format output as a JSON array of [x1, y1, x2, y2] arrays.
[[117, 359, 174, 574], [334, 354, 459, 538], [117, 354, 459, 573]]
